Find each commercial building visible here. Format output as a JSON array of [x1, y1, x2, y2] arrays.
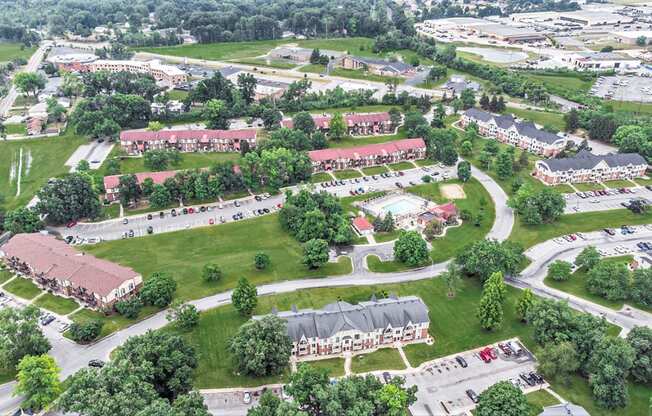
[[281, 112, 396, 136], [534, 150, 648, 185], [103, 170, 178, 202], [46, 49, 98, 72], [119, 128, 258, 155], [475, 24, 548, 43], [86, 60, 188, 86], [257, 295, 430, 359], [559, 10, 634, 26], [340, 56, 416, 77], [565, 52, 641, 71], [611, 30, 652, 45], [308, 138, 426, 172], [0, 233, 142, 309], [461, 108, 567, 157]]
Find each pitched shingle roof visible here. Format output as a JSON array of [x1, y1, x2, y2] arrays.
[[464, 108, 564, 144], [103, 170, 177, 190], [514, 121, 563, 144], [261, 296, 429, 341], [539, 151, 648, 172], [308, 138, 425, 162], [280, 112, 390, 129], [120, 128, 258, 143]]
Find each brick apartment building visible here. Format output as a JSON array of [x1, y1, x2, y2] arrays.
[[119, 128, 258, 155], [85, 59, 188, 86], [308, 138, 426, 172], [534, 150, 648, 185], [257, 295, 430, 359], [461, 108, 567, 157], [103, 170, 178, 202], [0, 233, 142, 309], [281, 112, 396, 136]]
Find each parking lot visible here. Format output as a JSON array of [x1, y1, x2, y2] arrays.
[[590, 75, 652, 102], [203, 386, 284, 416], [564, 186, 652, 214], [405, 339, 544, 415]]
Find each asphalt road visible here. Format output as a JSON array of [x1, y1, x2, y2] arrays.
[[0, 44, 48, 117]]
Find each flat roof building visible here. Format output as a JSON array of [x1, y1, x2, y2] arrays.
[[611, 30, 652, 45], [559, 10, 634, 26], [86, 59, 188, 86], [565, 52, 641, 71]]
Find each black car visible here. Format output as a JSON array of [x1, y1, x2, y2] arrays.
[[263, 208, 270, 213], [88, 359, 105, 368], [382, 372, 391, 384], [159, 211, 165, 218], [232, 214, 238, 220], [529, 372, 544, 384], [603, 228, 615, 236], [519, 372, 536, 386], [466, 389, 479, 403], [147, 226, 153, 234], [147, 214, 152, 220], [171, 209, 177, 217], [128, 229, 135, 238], [40, 315, 55, 326], [455, 356, 468, 368], [200, 206, 206, 212], [255, 195, 262, 201]]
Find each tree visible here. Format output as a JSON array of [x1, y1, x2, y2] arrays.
[[140, 271, 177, 308], [115, 297, 143, 319], [508, 185, 565, 225], [261, 107, 282, 130], [479, 93, 490, 110], [476, 381, 529, 416], [460, 88, 475, 110], [229, 315, 292, 377], [427, 65, 446, 81], [527, 299, 576, 345], [548, 260, 572, 281], [118, 174, 141, 206], [587, 260, 630, 301], [254, 252, 271, 270], [484, 271, 506, 303], [3, 207, 43, 233], [247, 390, 283, 416], [478, 150, 492, 170], [14, 354, 61, 410], [149, 184, 171, 209], [630, 268, 652, 307], [378, 383, 410, 415], [143, 149, 181, 171], [69, 320, 103, 343], [515, 289, 535, 322], [202, 263, 222, 283], [0, 306, 50, 369], [442, 262, 462, 298], [237, 73, 257, 105], [576, 246, 601, 270], [302, 238, 330, 269], [477, 282, 503, 330], [564, 109, 580, 132], [457, 160, 471, 182], [393, 231, 429, 267], [36, 173, 101, 224], [456, 239, 524, 282], [329, 112, 346, 140], [166, 301, 200, 330], [459, 140, 473, 156], [232, 277, 258, 316], [637, 35, 647, 46], [626, 326, 652, 384], [14, 72, 46, 96], [588, 337, 635, 409], [203, 99, 230, 130], [494, 150, 513, 180], [147, 121, 163, 131], [537, 342, 579, 385], [46, 97, 66, 122], [292, 112, 316, 135]]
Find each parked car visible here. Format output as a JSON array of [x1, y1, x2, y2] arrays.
[[171, 209, 177, 217], [57, 323, 70, 333], [159, 211, 165, 218], [122, 218, 129, 225], [455, 356, 468, 368], [508, 340, 524, 356], [519, 372, 536, 386], [209, 218, 215, 225], [603, 228, 615, 236], [146, 226, 153, 234], [479, 349, 491, 363], [243, 392, 252, 404], [529, 372, 544, 384], [128, 229, 135, 238], [466, 389, 479, 403], [40, 314, 55, 326], [498, 343, 512, 356], [66, 221, 77, 228], [382, 372, 392, 383], [88, 359, 105, 368], [483, 347, 497, 360]]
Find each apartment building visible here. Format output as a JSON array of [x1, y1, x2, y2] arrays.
[[308, 138, 426, 172], [85, 59, 188, 86], [119, 128, 258, 155], [534, 150, 648, 185], [103, 170, 178, 202], [461, 108, 567, 157], [257, 295, 430, 359], [281, 112, 396, 136], [0, 233, 142, 309]]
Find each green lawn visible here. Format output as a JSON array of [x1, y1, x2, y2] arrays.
[[603, 179, 637, 189], [108, 152, 241, 175], [332, 128, 407, 149], [526, 390, 560, 415], [68, 306, 160, 340], [307, 358, 345, 378], [633, 177, 652, 186], [362, 166, 388, 176], [334, 169, 362, 180], [545, 256, 652, 313], [0, 269, 13, 284], [574, 182, 604, 192], [0, 42, 36, 63], [33, 293, 80, 315], [310, 172, 333, 183], [387, 161, 415, 172], [231, 58, 297, 69], [299, 64, 326, 74], [4, 123, 26, 135], [0, 131, 88, 210], [506, 107, 565, 132], [83, 214, 352, 301], [415, 159, 436, 167], [522, 73, 593, 97], [13, 95, 38, 108], [167, 90, 188, 101], [609, 100, 652, 116], [509, 208, 652, 249], [330, 68, 402, 84], [367, 255, 429, 273], [4, 277, 41, 300], [350, 348, 406, 374], [373, 230, 401, 243], [287, 105, 396, 118]]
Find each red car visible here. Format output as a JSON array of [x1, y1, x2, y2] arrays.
[[66, 221, 77, 228], [498, 343, 512, 356], [479, 349, 491, 363], [483, 347, 497, 360], [188, 207, 195, 214], [209, 218, 215, 225]]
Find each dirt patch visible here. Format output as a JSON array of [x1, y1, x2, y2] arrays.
[[441, 184, 466, 199]]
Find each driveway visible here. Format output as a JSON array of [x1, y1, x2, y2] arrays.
[[65, 139, 114, 172]]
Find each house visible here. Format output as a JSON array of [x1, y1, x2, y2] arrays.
[[440, 75, 481, 97], [308, 138, 426, 172], [281, 112, 396, 136], [534, 150, 648, 185], [0, 233, 142, 309], [539, 403, 589, 416], [352, 217, 374, 236], [26, 116, 47, 136], [85, 60, 188, 86], [461, 108, 567, 157], [257, 295, 430, 359], [103, 170, 178, 202], [340, 56, 416, 77], [119, 128, 258, 155]]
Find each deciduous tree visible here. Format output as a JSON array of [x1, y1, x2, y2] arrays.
[[626, 326, 652, 384], [140, 271, 177, 308], [537, 342, 579, 385], [575, 246, 601, 270], [302, 238, 329, 269], [476, 381, 529, 416], [457, 160, 471, 182], [393, 231, 429, 267], [254, 252, 271, 270], [232, 277, 258, 316], [14, 354, 61, 410], [229, 315, 292, 377], [0, 306, 50, 368], [202, 263, 222, 283], [166, 301, 200, 330], [547, 260, 572, 281]]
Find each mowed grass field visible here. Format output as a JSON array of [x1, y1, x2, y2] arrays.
[[0, 42, 36, 63], [506, 107, 566, 132], [83, 214, 352, 301], [109, 152, 241, 175], [522, 73, 594, 96], [0, 132, 87, 210]]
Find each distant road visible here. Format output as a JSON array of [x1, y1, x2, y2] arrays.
[[0, 44, 48, 117]]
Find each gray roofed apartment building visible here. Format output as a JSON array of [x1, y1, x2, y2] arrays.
[[258, 295, 430, 359], [535, 150, 648, 185], [461, 108, 568, 157]]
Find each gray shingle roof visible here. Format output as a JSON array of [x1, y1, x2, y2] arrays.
[[464, 108, 563, 144], [464, 108, 492, 122], [540, 151, 648, 172], [514, 121, 563, 144], [539, 403, 590, 416], [260, 296, 429, 341], [350, 56, 413, 73]]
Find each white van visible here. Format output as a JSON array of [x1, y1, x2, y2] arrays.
[[508, 340, 524, 356]]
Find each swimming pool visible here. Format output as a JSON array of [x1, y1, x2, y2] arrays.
[[381, 198, 421, 215]]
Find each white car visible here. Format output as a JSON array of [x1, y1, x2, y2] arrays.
[[57, 323, 70, 333], [243, 392, 252, 404]]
